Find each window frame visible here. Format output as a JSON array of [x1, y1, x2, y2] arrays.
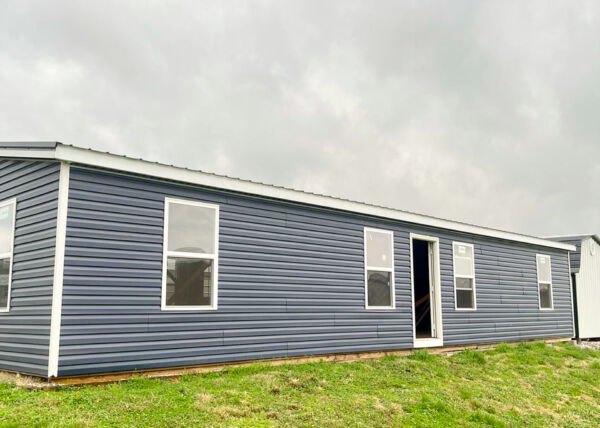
[[0, 198, 16, 313], [452, 241, 477, 311], [363, 227, 396, 310], [536, 254, 554, 311], [161, 197, 220, 311]]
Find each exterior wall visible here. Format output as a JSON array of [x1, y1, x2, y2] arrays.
[[442, 238, 572, 345], [557, 238, 582, 273], [575, 238, 600, 339], [0, 159, 60, 376], [58, 166, 573, 376]]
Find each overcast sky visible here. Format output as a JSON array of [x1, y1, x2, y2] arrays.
[[1, 1, 598, 237]]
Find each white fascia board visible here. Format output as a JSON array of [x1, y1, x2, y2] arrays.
[[0, 148, 58, 159], [5, 144, 575, 252]]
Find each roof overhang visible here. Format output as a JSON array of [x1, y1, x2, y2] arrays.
[[0, 142, 577, 252]]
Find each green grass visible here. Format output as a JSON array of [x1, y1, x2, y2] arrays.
[[0, 342, 599, 427]]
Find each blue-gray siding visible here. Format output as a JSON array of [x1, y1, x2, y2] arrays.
[[555, 238, 582, 273], [58, 167, 573, 376], [0, 159, 59, 376]]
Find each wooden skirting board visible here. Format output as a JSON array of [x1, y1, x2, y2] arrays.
[[4, 337, 572, 389]]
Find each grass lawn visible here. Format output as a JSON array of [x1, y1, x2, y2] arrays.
[[0, 342, 599, 427]]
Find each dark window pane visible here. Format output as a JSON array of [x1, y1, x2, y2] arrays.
[[367, 270, 392, 307], [539, 283, 552, 309], [455, 277, 473, 290], [456, 289, 474, 309], [0, 258, 9, 308], [166, 257, 213, 307]]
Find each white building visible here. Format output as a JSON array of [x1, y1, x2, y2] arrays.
[[549, 234, 600, 340]]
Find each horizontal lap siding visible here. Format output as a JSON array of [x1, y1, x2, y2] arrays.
[[59, 168, 414, 376], [58, 167, 573, 376], [0, 160, 59, 376], [440, 238, 573, 345], [554, 238, 581, 272]]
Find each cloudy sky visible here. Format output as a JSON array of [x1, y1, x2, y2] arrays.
[[1, 1, 598, 237]]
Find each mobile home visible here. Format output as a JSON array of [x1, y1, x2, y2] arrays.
[[0, 142, 575, 379], [549, 235, 600, 340]]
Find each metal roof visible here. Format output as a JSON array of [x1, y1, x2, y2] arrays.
[[0, 141, 576, 251], [547, 234, 600, 245]]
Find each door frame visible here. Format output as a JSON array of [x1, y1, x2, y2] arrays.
[[410, 233, 444, 348]]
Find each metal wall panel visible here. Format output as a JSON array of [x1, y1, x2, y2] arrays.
[[574, 238, 600, 339], [0, 160, 59, 376], [58, 167, 573, 376]]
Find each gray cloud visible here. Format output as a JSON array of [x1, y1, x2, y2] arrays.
[[0, 0, 598, 236]]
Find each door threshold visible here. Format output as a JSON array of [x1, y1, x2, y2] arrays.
[[413, 338, 443, 348]]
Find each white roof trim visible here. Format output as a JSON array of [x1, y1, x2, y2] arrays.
[[0, 143, 576, 252], [0, 148, 62, 159], [545, 234, 594, 239]]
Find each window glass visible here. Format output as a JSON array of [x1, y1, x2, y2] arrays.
[[366, 230, 393, 269], [537, 256, 551, 283], [454, 243, 473, 259], [0, 205, 14, 254], [163, 199, 219, 309], [455, 277, 473, 290], [454, 257, 474, 277], [165, 257, 213, 307], [453, 243, 474, 276], [367, 270, 392, 307], [456, 289, 474, 309], [539, 283, 552, 309], [0, 258, 9, 308], [167, 203, 216, 253]]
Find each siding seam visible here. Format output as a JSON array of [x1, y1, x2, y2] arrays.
[[48, 162, 70, 378]]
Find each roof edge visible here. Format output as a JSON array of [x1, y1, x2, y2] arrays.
[[546, 234, 600, 246], [0, 141, 58, 149], [0, 143, 577, 252]]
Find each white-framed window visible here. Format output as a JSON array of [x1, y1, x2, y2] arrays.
[[536, 254, 553, 310], [452, 242, 476, 310], [364, 227, 395, 309], [0, 199, 16, 313], [161, 197, 219, 311]]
